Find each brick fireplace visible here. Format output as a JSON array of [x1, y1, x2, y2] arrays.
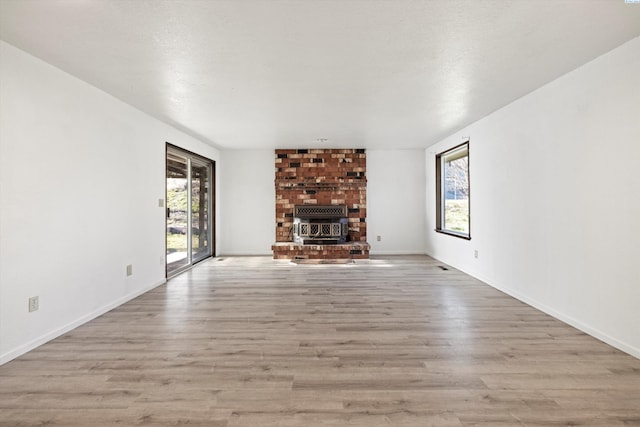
[[271, 149, 370, 260]]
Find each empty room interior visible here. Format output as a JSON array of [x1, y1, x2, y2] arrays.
[[1, 1, 639, 426]]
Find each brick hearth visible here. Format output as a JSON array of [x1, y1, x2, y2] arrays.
[[272, 242, 370, 260], [272, 148, 370, 259]]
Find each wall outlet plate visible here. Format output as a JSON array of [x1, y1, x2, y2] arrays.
[[126, 264, 133, 276], [28, 296, 39, 312]]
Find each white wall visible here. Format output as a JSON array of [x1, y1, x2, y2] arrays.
[[218, 150, 275, 255], [425, 37, 640, 358], [0, 41, 219, 364], [368, 150, 426, 254], [218, 149, 427, 256]]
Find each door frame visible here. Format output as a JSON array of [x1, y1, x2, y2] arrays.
[[165, 143, 215, 277]]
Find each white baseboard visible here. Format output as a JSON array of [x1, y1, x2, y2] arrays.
[[482, 277, 640, 360], [434, 258, 640, 361], [369, 251, 426, 255], [0, 278, 167, 366], [218, 253, 272, 257]]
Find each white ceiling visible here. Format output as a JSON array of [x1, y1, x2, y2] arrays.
[[1, 1, 639, 150]]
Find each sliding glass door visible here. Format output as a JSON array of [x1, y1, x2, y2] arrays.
[[166, 145, 214, 277], [190, 157, 211, 264]]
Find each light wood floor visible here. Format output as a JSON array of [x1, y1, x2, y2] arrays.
[[1, 255, 639, 426]]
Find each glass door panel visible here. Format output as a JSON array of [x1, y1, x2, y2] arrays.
[[191, 158, 210, 263], [166, 145, 214, 277], [166, 152, 190, 275]]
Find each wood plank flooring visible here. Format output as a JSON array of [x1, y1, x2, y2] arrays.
[[1, 255, 639, 426]]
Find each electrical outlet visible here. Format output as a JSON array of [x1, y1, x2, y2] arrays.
[[474, 250, 479, 259], [158, 198, 164, 207], [28, 296, 39, 312], [376, 235, 381, 241], [126, 264, 133, 276]]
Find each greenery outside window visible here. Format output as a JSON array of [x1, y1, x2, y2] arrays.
[[436, 141, 470, 239]]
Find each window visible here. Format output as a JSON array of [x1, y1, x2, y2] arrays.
[[436, 142, 470, 239]]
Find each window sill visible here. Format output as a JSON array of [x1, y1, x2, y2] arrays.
[[435, 229, 471, 240]]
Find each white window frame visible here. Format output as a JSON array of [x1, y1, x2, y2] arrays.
[[435, 141, 471, 240]]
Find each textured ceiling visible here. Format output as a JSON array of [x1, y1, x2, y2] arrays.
[[1, 0, 639, 150]]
